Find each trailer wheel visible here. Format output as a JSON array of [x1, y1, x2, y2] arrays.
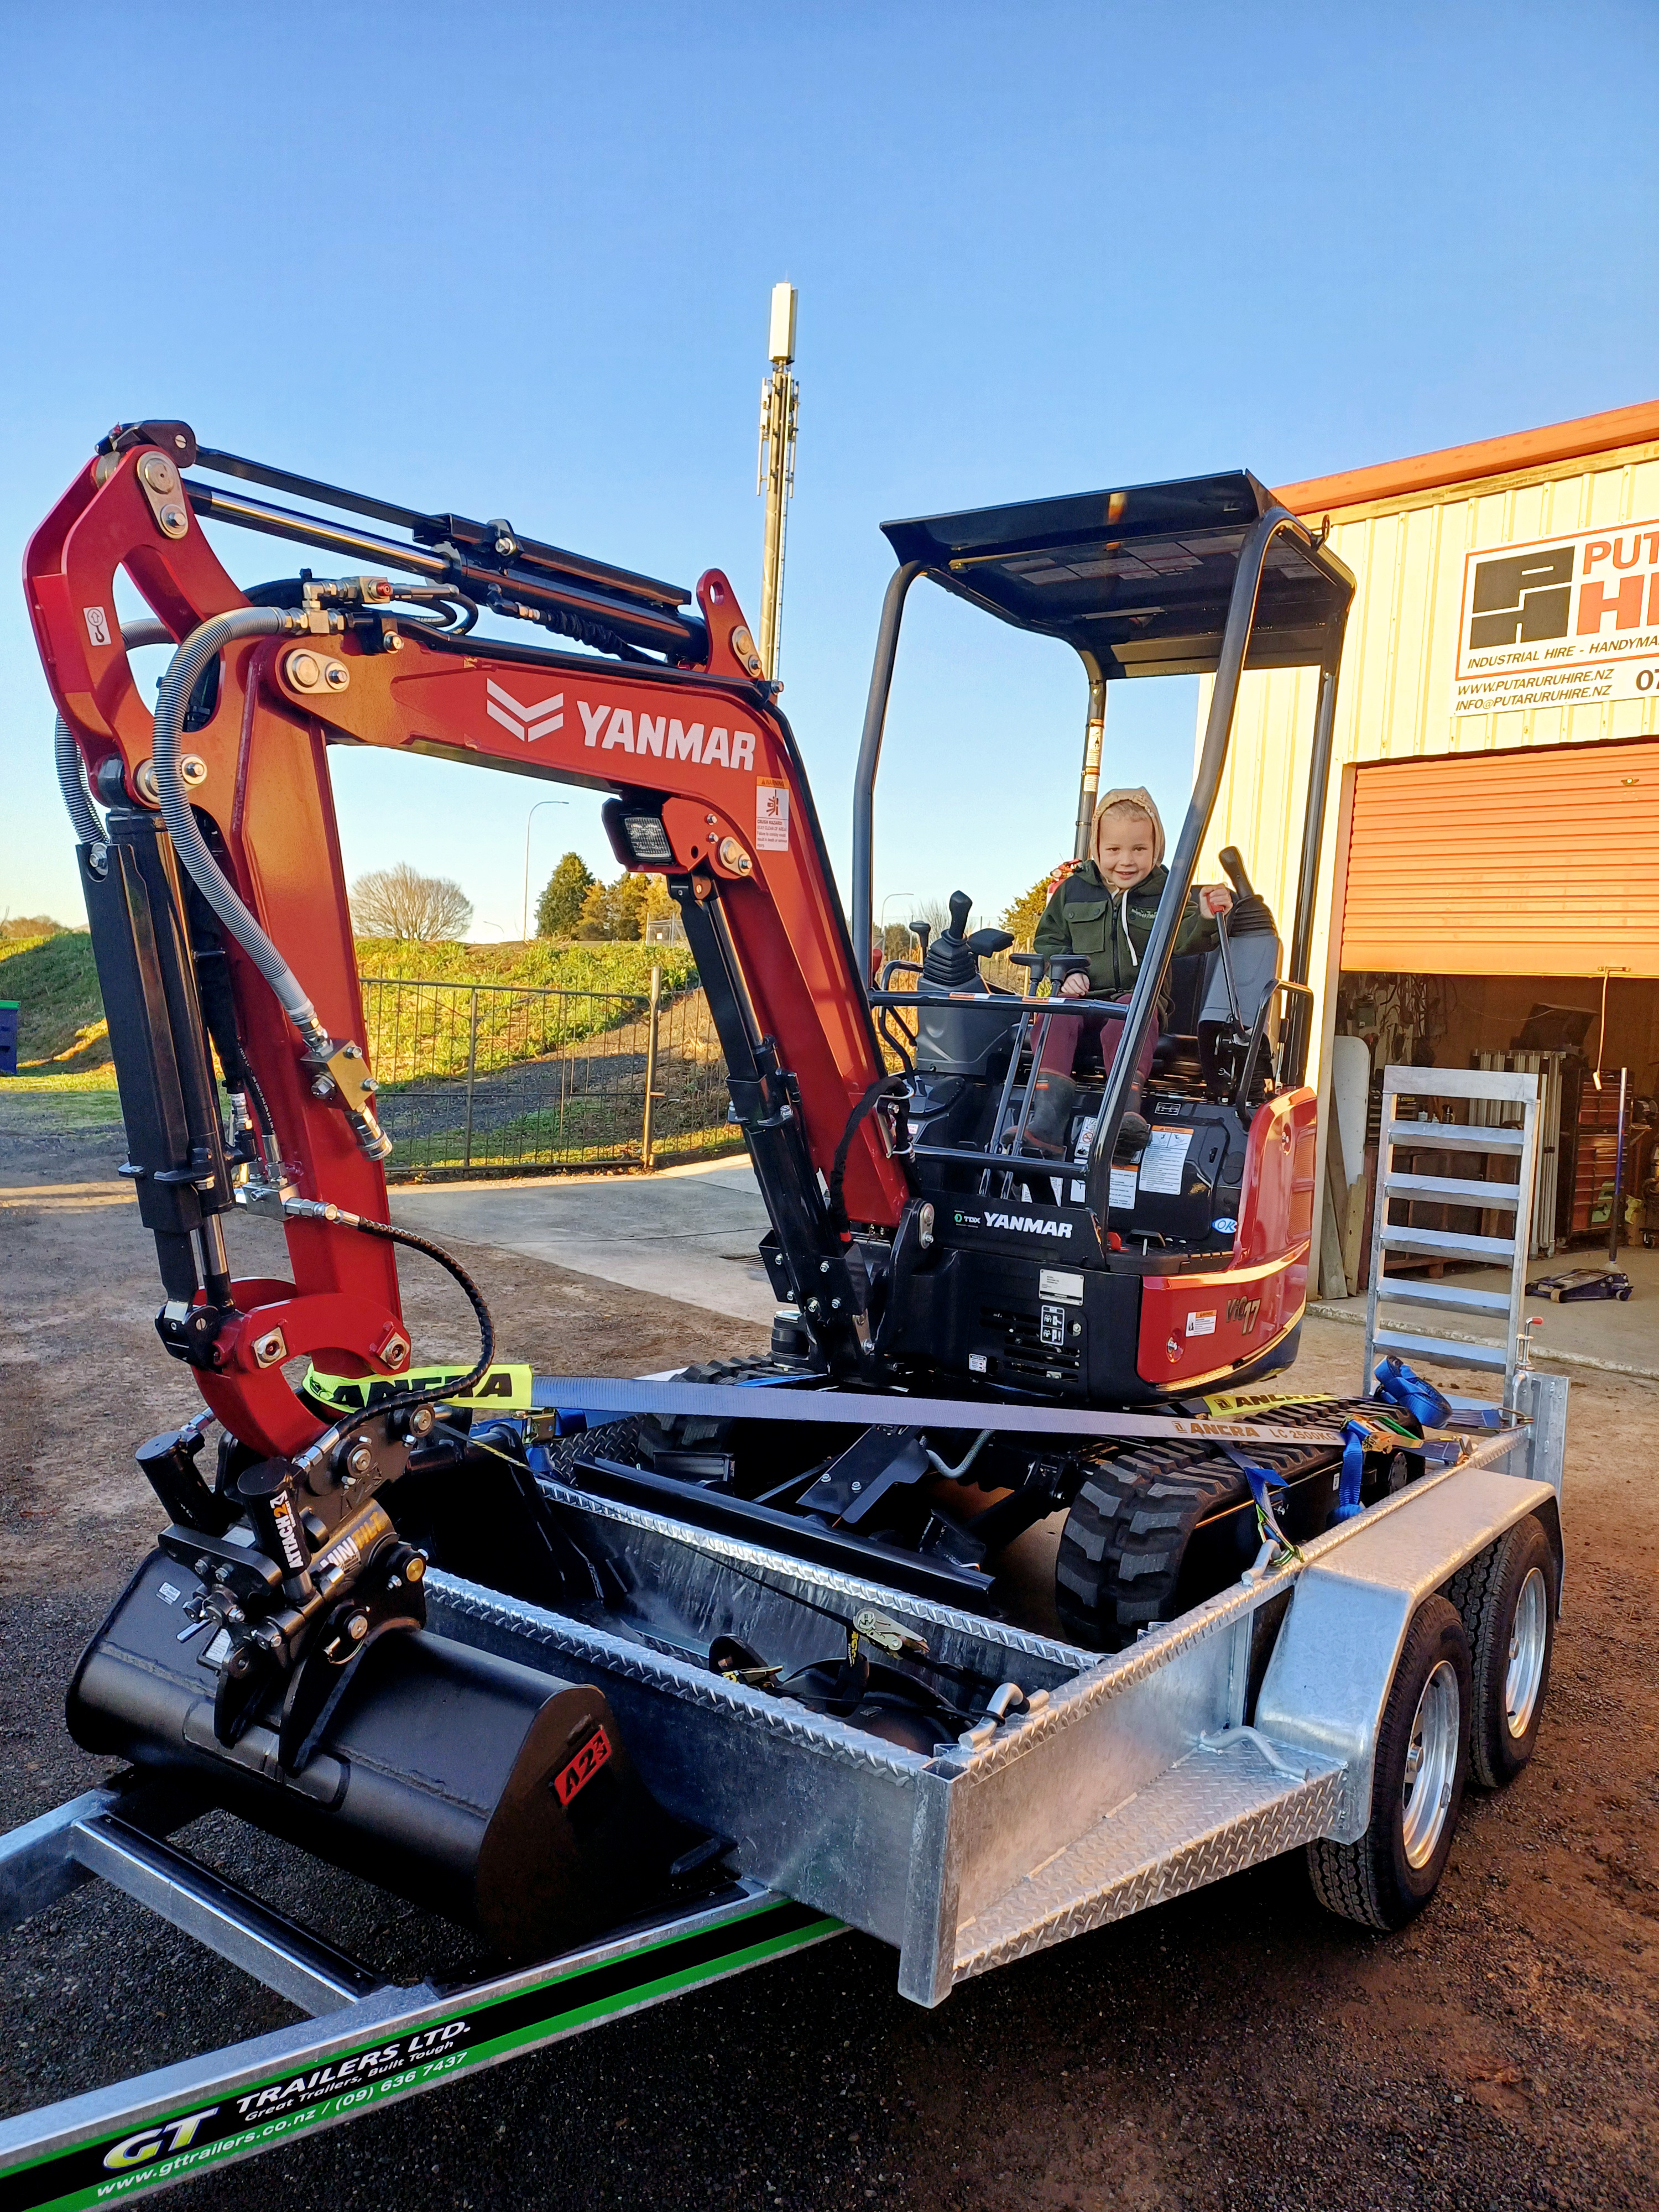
[[1446, 1514, 1556, 1788], [1307, 1595, 1470, 1931]]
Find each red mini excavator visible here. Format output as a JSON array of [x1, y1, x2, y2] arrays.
[[25, 423, 1418, 1957]]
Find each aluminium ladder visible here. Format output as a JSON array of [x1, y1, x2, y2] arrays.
[[1362, 1064, 1541, 1404]]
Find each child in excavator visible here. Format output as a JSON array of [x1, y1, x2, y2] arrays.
[[1024, 786, 1233, 1158]]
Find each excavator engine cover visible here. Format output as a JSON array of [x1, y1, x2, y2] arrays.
[[69, 1550, 682, 1961]]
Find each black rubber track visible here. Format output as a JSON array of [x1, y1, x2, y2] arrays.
[[1052, 1399, 1383, 1651], [636, 1358, 805, 1463], [1055, 1443, 1252, 1648]]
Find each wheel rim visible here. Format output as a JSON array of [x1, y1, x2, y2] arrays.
[[1504, 1566, 1549, 1740], [1401, 1659, 1459, 1868]]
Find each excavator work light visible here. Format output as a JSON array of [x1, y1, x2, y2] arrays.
[[622, 813, 674, 862]]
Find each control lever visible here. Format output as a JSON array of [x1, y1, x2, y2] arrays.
[[1212, 846, 1249, 1030], [1008, 950, 1088, 995], [1217, 846, 1256, 898], [1212, 902, 1245, 1032]]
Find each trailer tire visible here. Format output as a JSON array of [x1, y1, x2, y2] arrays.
[[1446, 1514, 1556, 1789], [1306, 1595, 1470, 1931]]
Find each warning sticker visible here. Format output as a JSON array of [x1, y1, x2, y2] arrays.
[[1185, 1310, 1217, 1338], [1138, 1126, 1193, 1195], [83, 605, 111, 647], [755, 778, 790, 851], [1107, 1165, 1139, 1211]]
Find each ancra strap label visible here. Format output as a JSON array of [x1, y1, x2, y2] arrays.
[[302, 1361, 535, 1413]]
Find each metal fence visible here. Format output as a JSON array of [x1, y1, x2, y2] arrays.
[[359, 970, 739, 1181]]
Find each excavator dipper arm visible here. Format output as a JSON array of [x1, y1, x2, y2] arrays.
[[25, 429, 911, 1464]]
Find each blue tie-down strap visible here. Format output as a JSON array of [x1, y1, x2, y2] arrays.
[[1333, 1419, 1368, 1523], [1372, 1355, 1451, 1430], [1217, 1443, 1301, 1563]]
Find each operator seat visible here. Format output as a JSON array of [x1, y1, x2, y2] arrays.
[[1149, 881, 1282, 1102]]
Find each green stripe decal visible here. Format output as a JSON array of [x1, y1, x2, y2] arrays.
[[0, 1902, 839, 2212]]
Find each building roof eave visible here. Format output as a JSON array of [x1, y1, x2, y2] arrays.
[[1275, 399, 1659, 519]]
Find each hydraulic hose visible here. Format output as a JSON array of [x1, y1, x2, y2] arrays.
[[285, 1205, 495, 1479], [149, 606, 322, 1037], [148, 606, 393, 1160], [54, 716, 102, 845], [54, 618, 174, 848]]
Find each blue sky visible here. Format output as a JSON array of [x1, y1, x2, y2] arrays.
[[5, 2, 1657, 941]]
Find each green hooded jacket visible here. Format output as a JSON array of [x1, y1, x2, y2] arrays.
[[1030, 860, 1217, 996]]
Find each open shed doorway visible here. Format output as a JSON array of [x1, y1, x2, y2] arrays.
[[1321, 968, 1659, 1310]]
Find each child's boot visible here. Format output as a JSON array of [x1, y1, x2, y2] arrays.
[[1024, 1072, 1081, 1156]]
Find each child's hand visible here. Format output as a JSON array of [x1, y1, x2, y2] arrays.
[[1060, 969, 1091, 998], [1198, 885, 1234, 918]]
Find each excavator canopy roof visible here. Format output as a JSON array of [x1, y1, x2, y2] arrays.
[[880, 470, 1350, 679]]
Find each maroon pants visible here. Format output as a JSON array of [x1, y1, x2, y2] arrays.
[[1036, 995, 1156, 1095]]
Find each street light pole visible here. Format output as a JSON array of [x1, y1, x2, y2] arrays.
[[878, 890, 916, 966], [521, 797, 570, 940], [757, 282, 799, 681]]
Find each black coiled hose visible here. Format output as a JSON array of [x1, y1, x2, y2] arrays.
[[291, 1213, 495, 1478]]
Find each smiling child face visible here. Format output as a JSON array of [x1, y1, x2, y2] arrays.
[[1094, 808, 1157, 889]]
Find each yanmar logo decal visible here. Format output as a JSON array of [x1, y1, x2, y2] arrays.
[[955, 1208, 1073, 1241], [485, 680, 565, 743], [576, 700, 755, 769], [480, 679, 758, 769]]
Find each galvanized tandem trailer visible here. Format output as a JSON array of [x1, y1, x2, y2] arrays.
[[6, 434, 1572, 2206], [0, 1369, 1566, 2210]]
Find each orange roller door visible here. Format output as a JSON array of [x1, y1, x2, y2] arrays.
[[1339, 739, 1659, 977]]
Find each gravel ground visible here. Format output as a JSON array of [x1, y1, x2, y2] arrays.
[[2, 1122, 1655, 2211]]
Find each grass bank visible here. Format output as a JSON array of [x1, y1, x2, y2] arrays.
[[357, 939, 700, 1087], [353, 939, 695, 994], [1, 932, 701, 1085], [0, 933, 109, 1074]]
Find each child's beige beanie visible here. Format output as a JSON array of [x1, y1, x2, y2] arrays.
[[1090, 786, 1166, 870]]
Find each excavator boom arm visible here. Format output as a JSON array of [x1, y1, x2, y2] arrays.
[[25, 431, 910, 1458]]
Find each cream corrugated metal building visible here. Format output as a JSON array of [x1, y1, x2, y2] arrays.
[[1197, 399, 1659, 1091]]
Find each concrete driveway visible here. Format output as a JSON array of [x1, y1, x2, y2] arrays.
[[391, 1154, 777, 1324], [1312, 1238, 1658, 1382]]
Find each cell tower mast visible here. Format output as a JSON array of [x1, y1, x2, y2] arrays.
[[756, 282, 799, 681]]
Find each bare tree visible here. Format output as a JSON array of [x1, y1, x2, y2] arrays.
[[349, 864, 474, 941]]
